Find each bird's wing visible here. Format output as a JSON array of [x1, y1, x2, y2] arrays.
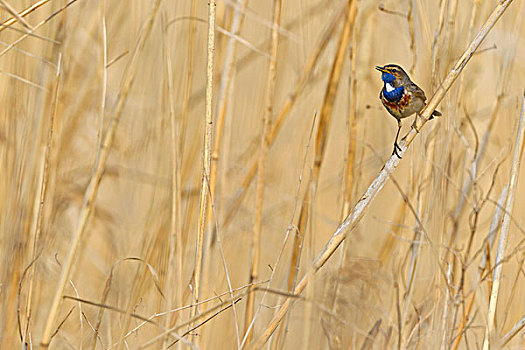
[[409, 82, 427, 101]]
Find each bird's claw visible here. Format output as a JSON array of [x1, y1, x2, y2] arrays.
[[392, 142, 402, 159]]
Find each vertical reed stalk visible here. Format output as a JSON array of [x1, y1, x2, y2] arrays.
[[96, 2, 108, 165], [161, 8, 184, 349], [208, 0, 248, 223], [202, 0, 248, 314], [483, 91, 525, 350], [443, 0, 459, 67], [341, 6, 358, 224], [193, 0, 216, 320], [455, 0, 480, 113], [407, 0, 415, 76], [272, 169, 311, 349], [23, 54, 61, 346], [309, 0, 355, 197], [439, 264, 453, 350], [179, 4, 197, 310], [180, 1, 332, 121], [180, 0, 197, 156], [430, 0, 447, 88], [244, 0, 282, 341]]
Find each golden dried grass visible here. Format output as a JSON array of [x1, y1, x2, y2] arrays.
[[1, 0, 524, 349]]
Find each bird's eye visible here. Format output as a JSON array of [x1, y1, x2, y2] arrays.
[[391, 68, 397, 73]]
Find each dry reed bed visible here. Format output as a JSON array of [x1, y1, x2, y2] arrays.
[[1, 0, 524, 349]]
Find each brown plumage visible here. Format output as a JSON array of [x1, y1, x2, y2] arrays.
[[376, 64, 441, 158]]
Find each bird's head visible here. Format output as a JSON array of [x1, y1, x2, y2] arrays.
[[375, 64, 409, 86]]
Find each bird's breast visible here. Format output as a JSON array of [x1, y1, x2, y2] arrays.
[[382, 89, 411, 109]]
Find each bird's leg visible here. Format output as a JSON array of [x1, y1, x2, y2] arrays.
[[392, 120, 402, 159]]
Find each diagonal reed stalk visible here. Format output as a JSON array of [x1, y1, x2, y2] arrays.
[[39, 0, 163, 347], [0, 0, 50, 33], [249, 1, 516, 347], [0, 0, 33, 30], [244, 0, 282, 342], [482, 91, 525, 350], [0, 0, 79, 59], [501, 315, 525, 347]]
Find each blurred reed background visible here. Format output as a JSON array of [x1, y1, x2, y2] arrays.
[[1, 0, 524, 349]]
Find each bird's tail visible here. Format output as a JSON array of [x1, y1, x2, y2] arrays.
[[428, 109, 442, 120]]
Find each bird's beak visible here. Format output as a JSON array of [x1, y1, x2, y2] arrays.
[[375, 66, 388, 73]]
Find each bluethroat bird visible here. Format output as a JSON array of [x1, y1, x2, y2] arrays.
[[376, 64, 441, 158]]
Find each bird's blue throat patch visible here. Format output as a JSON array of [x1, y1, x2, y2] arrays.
[[381, 72, 396, 84], [381, 72, 404, 102], [383, 84, 404, 102]]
